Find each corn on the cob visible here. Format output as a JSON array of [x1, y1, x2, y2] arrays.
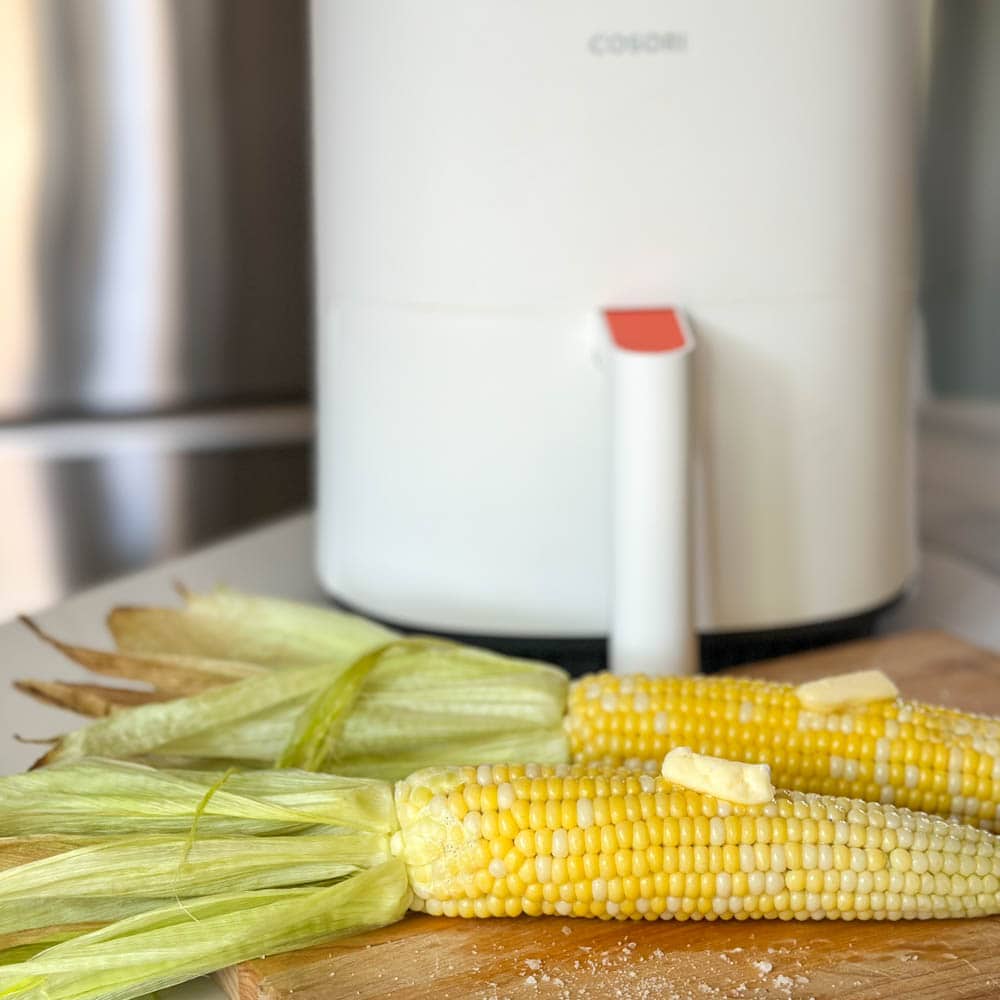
[[18, 589, 1000, 832], [567, 673, 1000, 830], [396, 762, 1000, 922], [5, 757, 1000, 1000]]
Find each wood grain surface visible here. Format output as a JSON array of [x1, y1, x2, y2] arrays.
[[219, 630, 1000, 1000]]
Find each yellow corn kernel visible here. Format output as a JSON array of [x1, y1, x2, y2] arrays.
[[567, 673, 1000, 831], [395, 762, 1000, 924]]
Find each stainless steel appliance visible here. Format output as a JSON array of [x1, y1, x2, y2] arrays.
[[0, 0, 312, 619]]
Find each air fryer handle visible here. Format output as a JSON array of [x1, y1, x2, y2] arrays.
[[605, 308, 698, 676]]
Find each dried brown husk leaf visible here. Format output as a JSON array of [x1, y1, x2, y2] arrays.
[[14, 681, 168, 719], [22, 616, 269, 695], [0, 837, 99, 872]]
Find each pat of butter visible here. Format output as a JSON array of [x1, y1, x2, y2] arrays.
[[661, 746, 774, 805], [795, 669, 899, 712]]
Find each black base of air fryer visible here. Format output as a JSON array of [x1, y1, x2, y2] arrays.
[[329, 592, 904, 677]]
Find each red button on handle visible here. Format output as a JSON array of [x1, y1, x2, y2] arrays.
[[605, 308, 691, 353]]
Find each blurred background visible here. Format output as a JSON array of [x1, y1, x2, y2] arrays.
[[0, 0, 312, 618], [0, 0, 997, 628]]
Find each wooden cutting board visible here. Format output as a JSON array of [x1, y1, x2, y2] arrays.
[[218, 630, 1000, 1000]]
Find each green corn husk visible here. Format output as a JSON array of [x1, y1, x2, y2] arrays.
[[0, 861, 410, 1000], [0, 761, 409, 1000], [19, 589, 574, 780], [0, 759, 396, 837], [108, 588, 399, 666], [38, 638, 572, 780], [0, 831, 391, 933], [0, 928, 104, 967], [0, 836, 393, 940], [276, 640, 390, 770], [39, 664, 335, 766]]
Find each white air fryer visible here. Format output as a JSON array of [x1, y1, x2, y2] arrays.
[[311, 1, 918, 674]]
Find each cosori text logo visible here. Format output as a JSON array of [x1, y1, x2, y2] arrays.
[[588, 32, 687, 55]]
